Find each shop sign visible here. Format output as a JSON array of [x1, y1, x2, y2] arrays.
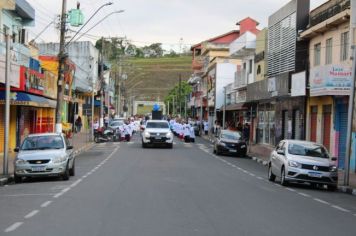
[[291, 71, 306, 97], [25, 67, 45, 92], [310, 65, 352, 96], [0, 55, 20, 88]]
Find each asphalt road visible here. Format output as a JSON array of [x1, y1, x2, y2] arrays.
[[0, 134, 356, 236]]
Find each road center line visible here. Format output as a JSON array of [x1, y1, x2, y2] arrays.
[[331, 205, 350, 213], [313, 198, 330, 205], [40, 201, 52, 208], [286, 188, 296, 192], [297, 192, 310, 197], [24, 210, 39, 219], [4, 222, 23, 233]]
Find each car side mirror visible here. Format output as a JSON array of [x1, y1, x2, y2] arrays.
[[331, 157, 337, 161], [277, 149, 285, 155], [67, 145, 73, 150], [14, 147, 19, 152]]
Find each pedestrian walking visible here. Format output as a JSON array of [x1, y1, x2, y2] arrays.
[[190, 125, 196, 143], [243, 123, 250, 144], [75, 116, 82, 133], [183, 122, 191, 143], [203, 120, 209, 135]]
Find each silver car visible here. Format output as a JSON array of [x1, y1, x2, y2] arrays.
[[268, 140, 338, 191], [14, 133, 75, 183]]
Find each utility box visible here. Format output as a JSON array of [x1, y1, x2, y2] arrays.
[[152, 110, 162, 120]]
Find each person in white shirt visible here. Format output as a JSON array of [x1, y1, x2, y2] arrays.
[[124, 122, 131, 142], [93, 120, 99, 130], [203, 120, 209, 135], [183, 122, 191, 143], [190, 125, 196, 143]]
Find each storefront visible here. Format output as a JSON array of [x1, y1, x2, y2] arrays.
[[257, 102, 276, 146]]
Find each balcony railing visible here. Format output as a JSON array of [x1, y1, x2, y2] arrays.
[[310, 0, 350, 27]]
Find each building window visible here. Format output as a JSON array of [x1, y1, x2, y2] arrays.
[[257, 65, 261, 75], [249, 59, 253, 74], [314, 43, 321, 66], [341, 31, 349, 61], [325, 38, 332, 64]]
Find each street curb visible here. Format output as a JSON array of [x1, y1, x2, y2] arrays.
[[250, 155, 356, 197], [0, 142, 94, 187]]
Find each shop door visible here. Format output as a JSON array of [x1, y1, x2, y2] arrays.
[[338, 110, 348, 169], [310, 106, 317, 142], [293, 109, 301, 140], [322, 105, 332, 151], [282, 111, 288, 139]]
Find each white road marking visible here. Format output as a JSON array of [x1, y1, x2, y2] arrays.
[[274, 183, 281, 187], [257, 176, 264, 180], [286, 188, 296, 192], [354, 214, 356, 217], [249, 173, 256, 177], [4, 222, 23, 233], [40, 201, 52, 208], [70, 179, 82, 188], [313, 198, 330, 205], [24, 210, 39, 219], [297, 192, 310, 198], [331, 205, 350, 213], [0, 193, 54, 197], [61, 187, 71, 193], [53, 192, 64, 198]]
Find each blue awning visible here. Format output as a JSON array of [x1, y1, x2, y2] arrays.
[[0, 91, 57, 108]]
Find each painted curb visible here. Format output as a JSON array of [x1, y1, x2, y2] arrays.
[[0, 142, 94, 186]]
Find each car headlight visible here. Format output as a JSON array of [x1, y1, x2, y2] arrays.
[[329, 165, 337, 172], [52, 156, 68, 164], [15, 158, 27, 165], [166, 132, 173, 138], [218, 141, 226, 147], [144, 131, 150, 138], [288, 160, 301, 168]]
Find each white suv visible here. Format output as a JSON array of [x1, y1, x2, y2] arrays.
[[142, 120, 173, 148]]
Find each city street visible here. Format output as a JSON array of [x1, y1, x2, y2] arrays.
[[0, 134, 355, 236]]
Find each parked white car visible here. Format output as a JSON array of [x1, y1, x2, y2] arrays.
[[268, 140, 338, 191]]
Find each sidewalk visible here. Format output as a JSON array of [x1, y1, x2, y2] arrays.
[[200, 135, 356, 196], [0, 130, 93, 186]]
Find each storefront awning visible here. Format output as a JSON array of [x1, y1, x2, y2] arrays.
[[0, 91, 57, 108], [220, 103, 248, 111]]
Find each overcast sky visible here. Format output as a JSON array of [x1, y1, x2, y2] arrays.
[[27, 0, 327, 51]]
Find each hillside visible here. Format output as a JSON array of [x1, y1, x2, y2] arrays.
[[122, 56, 192, 101]]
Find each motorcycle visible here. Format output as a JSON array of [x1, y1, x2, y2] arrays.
[[94, 127, 115, 143]]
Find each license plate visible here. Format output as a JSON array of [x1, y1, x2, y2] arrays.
[[154, 137, 161, 140], [308, 172, 322, 178], [229, 150, 237, 153], [31, 166, 46, 172], [240, 145, 246, 148]]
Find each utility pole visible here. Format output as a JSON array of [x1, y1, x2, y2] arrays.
[[55, 0, 67, 133], [179, 74, 182, 115], [91, 77, 95, 141], [344, 1, 356, 186], [223, 86, 226, 129], [3, 33, 11, 175], [100, 37, 104, 127]]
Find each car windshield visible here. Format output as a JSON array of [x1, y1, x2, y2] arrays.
[[21, 135, 64, 150], [111, 121, 124, 127], [288, 143, 329, 158], [221, 131, 242, 140], [146, 122, 169, 129]]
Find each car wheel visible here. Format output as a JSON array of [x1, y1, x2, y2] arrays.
[[216, 148, 221, 156], [94, 136, 99, 143], [280, 167, 288, 186], [62, 164, 70, 181], [213, 147, 216, 154], [167, 143, 173, 149], [69, 159, 75, 176], [268, 164, 276, 182], [14, 174, 22, 183], [327, 184, 337, 192], [142, 142, 147, 148]]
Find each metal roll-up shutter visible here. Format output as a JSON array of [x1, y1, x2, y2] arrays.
[[338, 111, 348, 169], [0, 106, 4, 152], [293, 110, 301, 140], [283, 111, 288, 139]]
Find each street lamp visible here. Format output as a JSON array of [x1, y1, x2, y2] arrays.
[[65, 2, 113, 47], [74, 10, 125, 42]]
